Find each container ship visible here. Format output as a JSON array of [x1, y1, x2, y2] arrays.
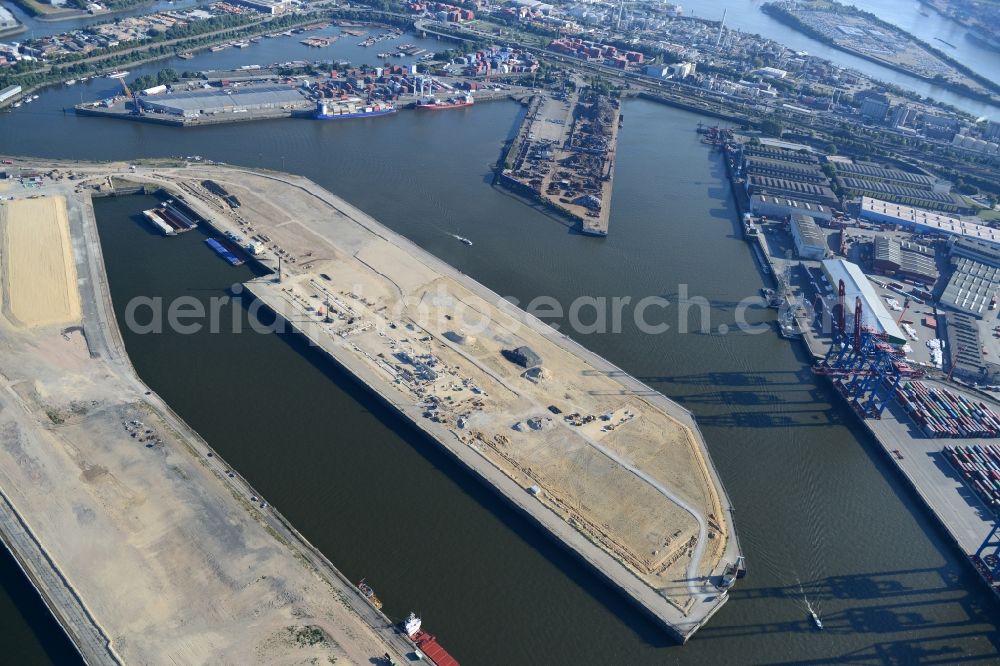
[[401, 613, 459, 666], [415, 93, 474, 110], [205, 238, 245, 266], [315, 98, 396, 120]]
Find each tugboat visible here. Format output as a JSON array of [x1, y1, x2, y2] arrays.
[[356, 578, 383, 610], [400, 613, 460, 666]]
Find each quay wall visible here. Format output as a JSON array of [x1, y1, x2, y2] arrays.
[[712, 133, 1000, 602]]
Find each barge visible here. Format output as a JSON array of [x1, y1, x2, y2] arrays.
[[205, 238, 245, 266]]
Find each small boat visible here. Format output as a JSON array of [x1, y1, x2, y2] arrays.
[[451, 233, 472, 246], [356, 578, 383, 610], [65, 79, 77, 85], [719, 555, 746, 589], [810, 610, 823, 630]]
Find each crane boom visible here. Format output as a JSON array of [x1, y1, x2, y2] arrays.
[[115, 76, 142, 115]]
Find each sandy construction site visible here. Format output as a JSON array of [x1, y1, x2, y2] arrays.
[[0, 187, 409, 664], [134, 164, 740, 636], [0, 196, 81, 328]]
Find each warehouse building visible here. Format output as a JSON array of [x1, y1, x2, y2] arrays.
[[944, 312, 1000, 383], [950, 237, 1000, 268], [746, 175, 839, 208], [857, 197, 1000, 248], [140, 85, 308, 118], [839, 177, 958, 212], [833, 161, 936, 188], [742, 145, 819, 165], [750, 194, 833, 222], [871, 237, 939, 285], [0, 84, 21, 104], [228, 0, 291, 13], [744, 156, 827, 183], [939, 257, 1000, 317], [821, 258, 906, 343], [790, 214, 826, 260]]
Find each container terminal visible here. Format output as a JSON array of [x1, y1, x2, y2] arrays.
[[73, 68, 524, 127], [712, 131, 1000, 601], [497, 88, 620, 236], [85, 162, 744, 643]]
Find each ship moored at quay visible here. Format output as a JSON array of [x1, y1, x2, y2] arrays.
[[415, 93, 475, 110], [315, 98, 397, 120], [402, 613, 460, 666]]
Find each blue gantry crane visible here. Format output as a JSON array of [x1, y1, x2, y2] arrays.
[[814, 280, 920, 419]]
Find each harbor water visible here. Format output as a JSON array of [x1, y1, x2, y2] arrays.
[[0, 35, 998, 664]]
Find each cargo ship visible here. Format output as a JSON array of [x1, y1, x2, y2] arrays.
[[415, 93, 474, 110], [315, 98, 396, 120], [401, 613, 459, 666], [205, 238, 245, 266]]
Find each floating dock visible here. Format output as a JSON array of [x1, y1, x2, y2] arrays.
[[141, 199, 200, 235]]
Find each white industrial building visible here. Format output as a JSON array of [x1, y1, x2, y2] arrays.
[[140, 85, 308, 118], [750, 194, 833, 222], [227, 0, 290, 13], [821, 259, 906, 344], [669, 62, 696, 78], [790, 213, 826, 260], [0, 84, 21, 104], [858, 196, 1000, 248], [754, 66, 787, 79]]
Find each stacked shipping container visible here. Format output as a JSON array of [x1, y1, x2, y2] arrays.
[[896, 381, 1000, 438], [944, 444, 1000, 513]]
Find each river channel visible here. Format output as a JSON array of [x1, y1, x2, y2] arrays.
[[0, 32, 998, 665]]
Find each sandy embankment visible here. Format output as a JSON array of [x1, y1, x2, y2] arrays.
[[0, 196, 82, 328]]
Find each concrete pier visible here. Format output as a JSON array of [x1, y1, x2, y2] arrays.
[[498, 91, 620, 235], [116, 163, 742, 642]]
